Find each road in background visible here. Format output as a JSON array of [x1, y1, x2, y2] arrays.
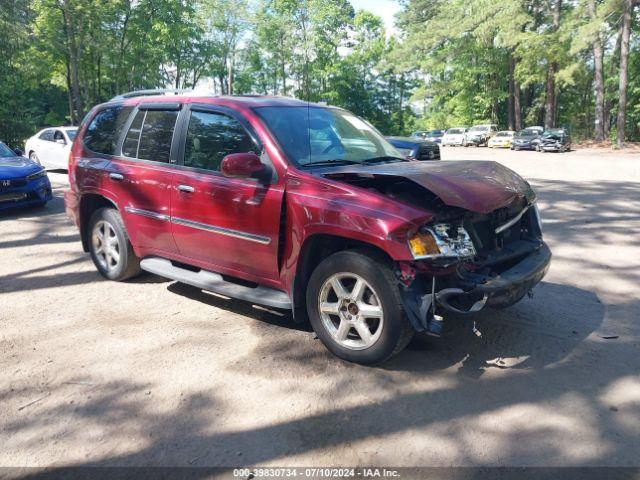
[[1, 148, 639, 467]]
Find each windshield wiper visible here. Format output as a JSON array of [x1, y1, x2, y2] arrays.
[[361, 156, 407, 165], [301, 159, 363, 168]]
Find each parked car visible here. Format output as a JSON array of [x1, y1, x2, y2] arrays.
[[0, 141, 52, 211], [441, 128, 467, 146], [536, 128, 571, 152], [511, 127, 544, 151], [65, 93, 550, 365], [464, 124, 498, 146], [488, 131, 515, 148], [385, 136, 440, 161], [411, 129, 445, 144], [25, 126, 78, 169]]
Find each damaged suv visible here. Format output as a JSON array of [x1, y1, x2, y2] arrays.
[[65, 94, 550, 365]]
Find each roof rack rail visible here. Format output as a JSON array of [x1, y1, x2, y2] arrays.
[[109, 89, 190, 102]]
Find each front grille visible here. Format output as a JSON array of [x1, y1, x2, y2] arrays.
[[416, 144, 440, 161], [0, 177, 27, 190], [466, 201, 532, 254]]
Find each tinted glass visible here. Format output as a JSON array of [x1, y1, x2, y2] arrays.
[[84, 106, 133, 155], [0, 142, 16, 157], [54, 130, 65, 142], [122, 110, 145, 158], [136, 110, 178, 162], [39, 130, 54, 141], [255, 106, 400, 166], [184, 111, 256, 171], [447, 129, 463, 134]]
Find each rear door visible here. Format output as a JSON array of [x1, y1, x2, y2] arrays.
[[170, 105, 284, 282], [83, 103, 180, 255]]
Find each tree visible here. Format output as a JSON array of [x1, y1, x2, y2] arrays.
[[616, 0, 636, 147]]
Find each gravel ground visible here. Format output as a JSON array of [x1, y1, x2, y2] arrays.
[[1, 146, 639, 469]]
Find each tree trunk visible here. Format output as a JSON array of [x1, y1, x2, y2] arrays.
[[605, 29, 623, 134], [60, 0, 84, 123], [514, 77, 522, 131], [587, 0, 605, 141], [508, 55, 515, 130], [544, 0, 561, 129], [616, 0, 634, 148]]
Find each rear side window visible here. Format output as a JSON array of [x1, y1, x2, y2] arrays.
[[122, 110, 178, 163], [84, 106, 133, 155], [39, 130, 54, 141], [183, 111, 256, 171]]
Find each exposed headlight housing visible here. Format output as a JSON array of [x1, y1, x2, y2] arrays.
[[408, 224, 476, 259], [27, 169, 47, 181]]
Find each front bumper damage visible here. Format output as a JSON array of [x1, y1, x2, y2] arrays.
[[398, 240, 551, 335]]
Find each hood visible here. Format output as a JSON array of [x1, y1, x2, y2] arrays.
[[0, 156, 42, 178], [541, 134, 563, 143], [320, 160, 535, 214]]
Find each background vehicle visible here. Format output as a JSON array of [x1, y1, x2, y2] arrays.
[[511, 127, 543, 150], [65, 93, 549, 365], [488, 131, 515, 148], [537, 128, 572, 152], [441, 128, 467, 146], [25, 127, 78, 169], [464, 124, 498, 146], [385, 136, 440, 161], [412, 129, 445, 144], [0, 141, 52, 211]]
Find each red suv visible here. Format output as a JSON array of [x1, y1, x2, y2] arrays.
[[65, 93, 550, 364]]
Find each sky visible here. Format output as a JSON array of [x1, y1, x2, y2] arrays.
[[349, 0, 402, 36]]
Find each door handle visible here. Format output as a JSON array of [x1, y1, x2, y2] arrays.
[[178, 184, 195, 193], [109, 173, 124, 181]]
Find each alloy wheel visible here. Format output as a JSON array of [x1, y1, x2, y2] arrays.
[[92, 220, 121, 272], [318, 273, 384, 350]]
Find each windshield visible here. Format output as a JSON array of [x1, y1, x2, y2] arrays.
[[496, 132, 511, 137], [65, 129, 77, 141], [0, 142, 17, 157], [254, 106, 402, 166], [446, 128, 464, 134], [470, 126, 488, 132], [427, 130, 444, 136], [543, 129, 565, 137], [517, 130, 537, 137]]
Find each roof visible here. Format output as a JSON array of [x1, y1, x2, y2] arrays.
[[114, 92, 319, 109]]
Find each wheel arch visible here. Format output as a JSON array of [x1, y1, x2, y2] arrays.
[[291, 233, 394, 323], [79, 194, 119, 252]]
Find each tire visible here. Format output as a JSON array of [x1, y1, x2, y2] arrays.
[[29, 152, 41, 166], [88, 207, 141, 281], [306, 250, 414, 365]]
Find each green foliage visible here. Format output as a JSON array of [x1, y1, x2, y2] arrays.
[[0, 0, 637, 145]]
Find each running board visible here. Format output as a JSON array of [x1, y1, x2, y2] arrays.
[[140, 257, 292, 310]]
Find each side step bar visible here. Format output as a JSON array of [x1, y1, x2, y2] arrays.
[[140, 257, 292, 310]]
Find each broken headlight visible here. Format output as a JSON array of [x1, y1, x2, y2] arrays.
[[408, 224, 476, 259]]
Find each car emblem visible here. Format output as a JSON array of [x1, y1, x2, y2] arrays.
[[1, 180, 10, 187]]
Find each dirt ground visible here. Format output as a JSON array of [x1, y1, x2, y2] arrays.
[[1, 146, 639, 469]]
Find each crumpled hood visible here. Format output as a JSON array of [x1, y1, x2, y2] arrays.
[[0, 156, 42, 178], [321, 160, 535, 214]]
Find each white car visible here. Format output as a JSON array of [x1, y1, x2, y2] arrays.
[[25, 127, 78, 169], [441, 127, 467, 146]]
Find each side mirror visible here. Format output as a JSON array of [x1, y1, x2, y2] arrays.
[[220, 152, 264, 178], [13, 148, 24, 156]]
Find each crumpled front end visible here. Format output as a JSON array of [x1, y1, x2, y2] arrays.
[[397, 199, 550, 335]]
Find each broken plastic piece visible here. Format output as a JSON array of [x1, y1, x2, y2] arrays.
[[472, 320, 482, 337]]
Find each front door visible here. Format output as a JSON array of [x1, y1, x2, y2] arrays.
[[170, 106, 284, 282]]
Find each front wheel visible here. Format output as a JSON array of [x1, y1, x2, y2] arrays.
[[88, 208, 141, 281], [29, 152, 41, 166], [306, 250, 413, 365]]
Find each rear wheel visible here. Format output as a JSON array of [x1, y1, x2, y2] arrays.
[[306, 250, 413, 365], [88, 208, 140, 281]]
